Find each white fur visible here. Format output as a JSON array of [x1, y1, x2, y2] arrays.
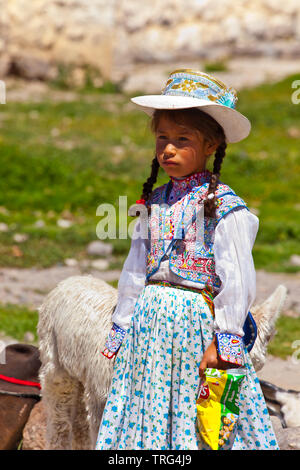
[[37, 275, 117, 449], [275, 392, 300, 428], [37, 276, 289, 449]]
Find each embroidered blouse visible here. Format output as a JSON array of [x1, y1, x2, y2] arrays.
[[101, 170, 259, 364]]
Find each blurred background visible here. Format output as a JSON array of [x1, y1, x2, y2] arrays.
[[0, 0, 299, 383]]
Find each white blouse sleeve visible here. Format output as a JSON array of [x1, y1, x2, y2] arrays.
[[111, 218, 149, 331], [213, 207, 259, 338]]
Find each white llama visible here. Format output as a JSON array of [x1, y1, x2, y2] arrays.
[[37, 275, 287, 450]]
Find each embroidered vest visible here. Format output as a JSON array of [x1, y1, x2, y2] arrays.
[[146, 179, 248, 292]]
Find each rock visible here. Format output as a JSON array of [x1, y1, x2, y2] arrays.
[[34, 220, 45, 228], [0, 54, 11, 78], [86, 240, 113, 257], [68, 67, 86, 88], [90, 259, 110, 271], [275, 425, 300, 450], [13, 233, 29, 243], [10, 55, 57, 81], [122, 68, 168, 94], [56, 219, 73, 228], [22, 401, 47, 450], [23, 331, 35, 343], [38, 30, 57, 50], [287, 127, 300, 138], [64, 258, 78, 267], [65, 26, 85, 42], [112, 145, 125, 157], [0, 222, 9, 232], [50, 127, 60, 137], [0, 206, 10, 216], [60, 210, 74, 220], [289, 255, 300, 267], [11, 245, 23, 257]]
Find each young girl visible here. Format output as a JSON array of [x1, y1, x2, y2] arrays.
[[95, 69, 279, 450]]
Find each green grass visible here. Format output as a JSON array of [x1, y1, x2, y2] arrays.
[[49, 62, 121, 94], [203, 60, 229, 73], [0, 304, 39, 343], [0, 73, 299, 271], [267, 316, 300, 359]]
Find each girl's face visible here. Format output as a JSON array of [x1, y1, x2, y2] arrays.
[[155, 114, 219, 178]]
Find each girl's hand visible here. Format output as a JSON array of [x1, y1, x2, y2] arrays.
[[198, 336, 240, 379], [113, 349, 119, 363]]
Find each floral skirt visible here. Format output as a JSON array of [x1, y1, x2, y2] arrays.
[[95, 284, 279, 450]]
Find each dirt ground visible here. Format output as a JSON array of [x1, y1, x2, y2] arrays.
[[257, 355, 300, 392], [0, 264, 299, 312]]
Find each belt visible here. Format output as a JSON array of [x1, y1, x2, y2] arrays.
[[145, 279, 215, 318]]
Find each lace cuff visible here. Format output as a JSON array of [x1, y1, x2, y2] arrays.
[[215, 332, 245, 366], [101, 322, 127, 359]]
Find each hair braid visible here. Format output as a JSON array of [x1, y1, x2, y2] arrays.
[[141, 155, 160, 202], [204, 141, 227, 218]]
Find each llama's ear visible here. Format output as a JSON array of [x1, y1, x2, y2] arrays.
[[250, 284, 288, 372], [251, 284, 287, 331]]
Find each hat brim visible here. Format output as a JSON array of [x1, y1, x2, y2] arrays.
[[131, 95, 251, 143]]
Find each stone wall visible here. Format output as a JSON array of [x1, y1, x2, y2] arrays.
[[115, 0, 300, 65], [0, 0, 115, 80], [0, 0, 300, 82]]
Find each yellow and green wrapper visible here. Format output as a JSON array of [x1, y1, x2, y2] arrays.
[[196, 367, 246, 450]]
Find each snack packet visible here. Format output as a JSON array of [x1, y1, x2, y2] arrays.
[[196, 367, 246, 450]]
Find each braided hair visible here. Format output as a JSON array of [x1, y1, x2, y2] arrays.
[[139, 108, 227, 217], [204, 140, 227, 218], [141, 155, 160, 203]]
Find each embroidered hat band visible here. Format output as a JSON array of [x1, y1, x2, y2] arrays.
[[131, 68, 251, 143], [162, 69, 238, 110]]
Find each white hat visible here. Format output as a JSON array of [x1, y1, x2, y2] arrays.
[[131, 69, 251, 143]]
